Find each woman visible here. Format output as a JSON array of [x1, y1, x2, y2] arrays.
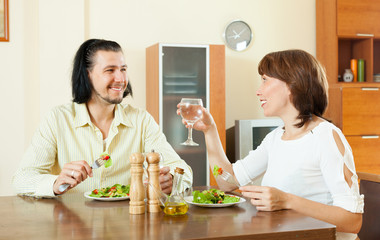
[[178, 49, 363, 239]]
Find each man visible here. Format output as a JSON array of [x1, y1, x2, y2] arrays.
[[13, 39, 193, 197]]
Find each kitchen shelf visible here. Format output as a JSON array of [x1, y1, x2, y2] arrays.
[[317, 0, 380, 175]]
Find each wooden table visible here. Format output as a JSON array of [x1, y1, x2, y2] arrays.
[[0, 188, 335, 240]]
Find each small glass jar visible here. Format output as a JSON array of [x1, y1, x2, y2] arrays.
[[163, 167, 189, 215]]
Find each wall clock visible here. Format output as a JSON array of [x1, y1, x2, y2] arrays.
[[223, 20, 253, 51]]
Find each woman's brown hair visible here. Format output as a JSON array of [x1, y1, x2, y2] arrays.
[[258, 49, 328, 128]]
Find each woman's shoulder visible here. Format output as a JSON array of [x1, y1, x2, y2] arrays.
[[262, 125, 284, 143], [312, 120, 343, 136], [313, 120, 352, 153]]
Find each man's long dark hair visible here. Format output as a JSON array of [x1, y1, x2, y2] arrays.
[[71, 39, 132, 103]]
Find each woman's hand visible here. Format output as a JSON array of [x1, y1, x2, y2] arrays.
[[239, 185, 290, 211], [176, 104, 215, 132], [53, 160, 93, 195]]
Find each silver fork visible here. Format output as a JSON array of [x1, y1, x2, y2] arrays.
[[218, 171, 241, 188], [58, 157, 108, 192]]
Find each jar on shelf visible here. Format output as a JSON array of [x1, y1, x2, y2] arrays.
[[343, 69, 354, 82]]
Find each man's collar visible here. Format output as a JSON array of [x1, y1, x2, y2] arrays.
[[74, 103, 92, 128], [114, 104, 133, 128], [73, 102, 133, 128]]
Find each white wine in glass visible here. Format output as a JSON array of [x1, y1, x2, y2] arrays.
[[179, 98, 203, 146]]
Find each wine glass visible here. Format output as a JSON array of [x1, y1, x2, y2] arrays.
[[179, 98, 203, 146]]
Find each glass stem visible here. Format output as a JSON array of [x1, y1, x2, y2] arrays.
[[187, 124, 194, 141]]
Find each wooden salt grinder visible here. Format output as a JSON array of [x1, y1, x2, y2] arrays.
[[129, 152, 145, 214], [146, 151, 161, 212]]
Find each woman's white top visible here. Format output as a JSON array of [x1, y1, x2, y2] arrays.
[[233, 121, 364, 240]]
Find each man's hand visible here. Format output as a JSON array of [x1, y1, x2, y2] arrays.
[[159, 166, 173, 194], [53, 160, 93, 195]]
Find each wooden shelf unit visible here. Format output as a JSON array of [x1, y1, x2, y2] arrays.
[[317, 0, 380, 174]]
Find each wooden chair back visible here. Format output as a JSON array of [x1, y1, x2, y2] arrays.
[[357, 172, 380, 240]]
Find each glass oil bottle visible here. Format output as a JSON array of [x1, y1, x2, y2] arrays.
[[164, 167, 189, 215]]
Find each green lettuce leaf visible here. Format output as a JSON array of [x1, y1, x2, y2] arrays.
[[192, 189, 239, 204], [100, 152, 112, 168], [213, 165, 222, 177]]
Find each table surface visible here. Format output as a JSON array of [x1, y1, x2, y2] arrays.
[[0, 187, 336, 240]]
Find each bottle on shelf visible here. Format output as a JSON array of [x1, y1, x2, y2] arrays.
[[343, 69, 354, 82], [357, 59, 365, 82], [350, 59, 358, 82]]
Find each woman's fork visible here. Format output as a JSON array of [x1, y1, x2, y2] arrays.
[[218, 171, 241, 188]]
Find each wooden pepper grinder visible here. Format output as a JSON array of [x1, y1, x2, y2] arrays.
[[129, 152, 145, 214], [146, 150, 161, 213]]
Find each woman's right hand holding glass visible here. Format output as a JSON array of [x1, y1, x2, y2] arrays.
[[176, 104, 215, 132]]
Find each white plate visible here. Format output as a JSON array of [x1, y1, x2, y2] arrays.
[[84, 191, 130, 202], [184, 195, 245, 208]]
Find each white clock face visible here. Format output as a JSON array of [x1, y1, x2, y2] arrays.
[[224, 20, 253, 51]]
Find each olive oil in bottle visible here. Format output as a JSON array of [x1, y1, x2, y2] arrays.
[[164, 202, 189, 215], [163, 167, 189, 215]]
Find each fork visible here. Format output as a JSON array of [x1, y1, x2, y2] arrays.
[[58, 157, 108, 192], [218, 171, 241, 188]]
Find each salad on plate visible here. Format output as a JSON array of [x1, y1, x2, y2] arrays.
[[192, 189, 240, 204], [89, 184, 130, 198]]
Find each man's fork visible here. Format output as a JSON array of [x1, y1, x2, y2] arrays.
[[58, 157, 107, 192]]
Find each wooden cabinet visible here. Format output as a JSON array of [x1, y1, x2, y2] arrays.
[[337, 0, 380, 37], [342, 87, 380, 174], [347, 136, 380, 174], [317, 0, 380, 174], [317, 0, 380, 85], [146, 43, 225, 186], [342, 87, 380, 135]]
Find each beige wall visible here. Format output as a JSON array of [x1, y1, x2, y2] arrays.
[[0, 0, 316, 196]]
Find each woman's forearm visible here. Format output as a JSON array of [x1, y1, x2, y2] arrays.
[[287, 193, 362, 233], [204, 124, 237, 190]]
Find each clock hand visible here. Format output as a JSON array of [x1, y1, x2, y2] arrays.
[[227, 35, 238, 39], [237, 28, 246, 36], [230, 30, 240, 39]]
